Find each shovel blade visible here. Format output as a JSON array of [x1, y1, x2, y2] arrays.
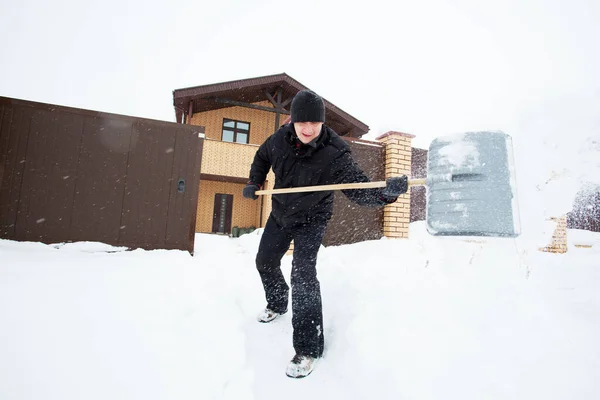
[[426, 131, 521, 237]]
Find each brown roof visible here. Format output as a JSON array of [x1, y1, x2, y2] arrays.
[[172, 73, 369, 138]]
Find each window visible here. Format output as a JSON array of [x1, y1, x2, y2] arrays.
[[222, 119, 250, 144]]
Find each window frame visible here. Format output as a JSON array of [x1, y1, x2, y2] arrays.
[[221, 118, 251, 144]]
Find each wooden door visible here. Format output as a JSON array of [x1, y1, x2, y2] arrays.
[[212, 193, 233, 234]]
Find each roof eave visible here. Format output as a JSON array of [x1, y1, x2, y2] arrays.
[[173, 73, 369, 136]]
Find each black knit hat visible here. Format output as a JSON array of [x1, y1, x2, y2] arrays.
[[290, 90, 326, 123]]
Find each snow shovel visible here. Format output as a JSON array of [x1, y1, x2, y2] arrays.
[[255, 131, 520, 237]]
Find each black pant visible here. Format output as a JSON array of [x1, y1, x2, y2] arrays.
[[256, 214, 326, 358]]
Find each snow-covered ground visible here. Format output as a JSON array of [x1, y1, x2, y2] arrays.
[[1, 221, 599, 400], [1, 89, 599, 399]]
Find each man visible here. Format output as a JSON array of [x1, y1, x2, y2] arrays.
[[243, 89, 408, 378]]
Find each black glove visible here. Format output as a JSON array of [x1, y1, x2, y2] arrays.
[[382, 175, 408, 198], [243, 183, 261, 200]]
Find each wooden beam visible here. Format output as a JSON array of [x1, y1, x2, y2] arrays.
[[187, 101, 193, 124], [266, 87, 285, 108], [274, 88, 282, 128], [213, 97, 289, 115], [200, 174, 249, 184], [265, 90, 277, 107]]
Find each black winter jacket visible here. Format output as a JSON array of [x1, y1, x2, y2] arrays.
[[249, 124, 395, 227]]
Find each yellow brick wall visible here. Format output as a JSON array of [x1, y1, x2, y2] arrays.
[[196, 180, 262, 233], [540, 215, 568, 254], [201, 139, 260, 179], [191, 101, 281, 145], [377, 132, 414, 239]]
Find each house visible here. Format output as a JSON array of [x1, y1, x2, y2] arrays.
[[173, 73, 417, 243]]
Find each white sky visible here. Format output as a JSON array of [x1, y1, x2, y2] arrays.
[[1, 0, 599, 148]]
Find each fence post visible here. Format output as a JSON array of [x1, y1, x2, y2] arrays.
[[539, 215, 568, 253], [376, 131, 414, 239]]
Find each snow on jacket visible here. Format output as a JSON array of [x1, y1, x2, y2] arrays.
[[249, 123, 394, 227]]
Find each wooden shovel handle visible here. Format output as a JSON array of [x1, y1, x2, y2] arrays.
[[255, 178, 427, 196]]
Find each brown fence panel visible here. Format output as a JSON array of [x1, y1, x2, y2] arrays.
[[323, 137, 385, 246], [165, 124, 204, 253], [15, 109, 84, 243], [0, 97, 204, 253], [410, 147, 428, 222], [70, 115, 132, 244], [0, 105, 15, 237], [119, 120, 176, 248], [0, 105, 31, 239], [0, 106, 8, 191]]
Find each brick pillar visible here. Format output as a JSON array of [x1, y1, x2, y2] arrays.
[[376, 131, 415, 239], [540, 215, 568, 253]]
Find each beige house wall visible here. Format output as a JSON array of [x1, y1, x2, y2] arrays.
[[260, 172, 275, 227], [191, 101, 282, 146], [196, 180, 261, 233], [201, 139, 259, 179]]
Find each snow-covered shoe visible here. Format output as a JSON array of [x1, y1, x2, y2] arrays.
[[285, 354, 317, 378], [256, 308, 286, 323]]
